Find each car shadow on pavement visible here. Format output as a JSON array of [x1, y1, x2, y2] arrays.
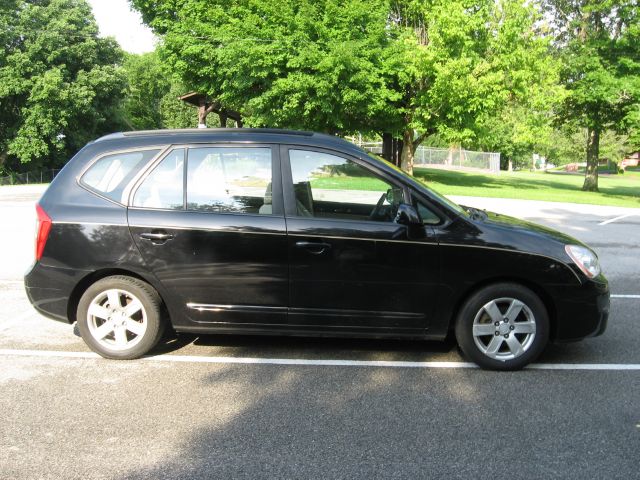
[[116, 344, 640, 480], [150, 330, 460, 362]]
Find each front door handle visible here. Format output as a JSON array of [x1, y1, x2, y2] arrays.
[[295, 241, 332, 255], [139, 231, 174, 244]]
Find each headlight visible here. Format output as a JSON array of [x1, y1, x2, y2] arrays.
[[565, 245, 601, 278]]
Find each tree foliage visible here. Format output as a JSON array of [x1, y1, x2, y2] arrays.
[[122, 51, 223, 129], [543, 0, 640, 190], [386, 0, 562, 173], [133, 0, 563, 174], [0, 0, 127, 171], [159, 81, 203, 129], [4, 0, 636, 185], [383, 0, 497, 172], [473, 2, 564, 169], [545, 126, 629, 169], [122, 51, 168, 130], [133, 0, 397, 135]]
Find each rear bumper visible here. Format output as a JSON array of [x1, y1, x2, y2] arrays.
[[553, 278, 609, 342], [24, 262, 89, 324]]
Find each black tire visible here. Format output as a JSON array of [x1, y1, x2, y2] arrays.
[[454, 283, 549, 371], [77, 275, 165, 359]]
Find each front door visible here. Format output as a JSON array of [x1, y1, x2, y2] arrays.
[[127, 145, 288, 330], [282, 147, 440, 336]]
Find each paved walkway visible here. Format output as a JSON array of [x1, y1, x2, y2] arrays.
[[450, 195, 640, 219]]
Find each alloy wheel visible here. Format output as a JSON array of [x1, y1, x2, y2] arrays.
[[471, 297, 537, 361], [86, 288, 148, 351]]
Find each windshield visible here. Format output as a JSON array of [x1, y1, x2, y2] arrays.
[[365, 152, 467, 215]]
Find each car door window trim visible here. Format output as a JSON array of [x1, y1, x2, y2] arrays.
[[127, 221, 286, 235], [288, 232, 437, 245]]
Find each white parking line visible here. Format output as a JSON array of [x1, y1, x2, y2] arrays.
[[611, 294, 640, 299], [1, 349, 639, 371], [599, 213, 637, 225]]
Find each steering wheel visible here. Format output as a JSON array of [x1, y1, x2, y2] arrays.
[[368, 192, 388, 221]]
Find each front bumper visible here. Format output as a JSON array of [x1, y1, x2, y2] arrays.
[[552, 277, 609, 342]]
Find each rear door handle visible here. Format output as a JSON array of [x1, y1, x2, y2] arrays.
[[139, 232, 174, 244], [295, 241, 332, 255]]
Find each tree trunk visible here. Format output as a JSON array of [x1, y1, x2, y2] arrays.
[[394, 137, 403, 168], [583, 127, 600, 192], [381, 133, 403, 167], [382, 133, 393, 163], [400, 130, 415, 175]]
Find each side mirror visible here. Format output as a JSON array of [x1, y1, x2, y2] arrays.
[[386, 187, 402, 206], [395, 203, 422, 226]]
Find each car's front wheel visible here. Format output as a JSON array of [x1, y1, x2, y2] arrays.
[[77, 275, 165, 359], [455, 283, 549, 370]]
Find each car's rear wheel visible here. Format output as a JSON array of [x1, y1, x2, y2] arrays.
[[455, 283, 549, 370], [77, 275, 165, 359]]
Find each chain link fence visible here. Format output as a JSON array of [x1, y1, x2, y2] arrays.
[[355, 141, 501, 173], [413, 146, 500, 173], [0, 169, 61, 186]]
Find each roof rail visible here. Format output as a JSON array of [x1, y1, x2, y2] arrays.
[[118, 128, 315, 138]]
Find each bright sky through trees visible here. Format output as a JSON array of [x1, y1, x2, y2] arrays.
[[88, 0, 156, 53]]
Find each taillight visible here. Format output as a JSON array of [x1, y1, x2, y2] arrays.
[[35, 204, 52, 261]]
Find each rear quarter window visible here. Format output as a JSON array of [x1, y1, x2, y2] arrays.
[[81, 149, 160, 203]]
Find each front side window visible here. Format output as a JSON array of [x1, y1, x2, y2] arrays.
[[186, 147, 273, 215], [415, 199, 442, 225], [82, 149, 159, 203], [132, 149, 185, 210], [289, 150, 404, 222]]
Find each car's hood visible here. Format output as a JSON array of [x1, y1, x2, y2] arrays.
[[455, 207, 592, 263], [481, 210, 585, 247]]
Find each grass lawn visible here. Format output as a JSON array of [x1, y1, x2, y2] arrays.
[[310, 167, 640, 208], [413, 168, 640, 208]]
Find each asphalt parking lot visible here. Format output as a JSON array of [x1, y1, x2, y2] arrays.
[[1, 185, 639, 479]]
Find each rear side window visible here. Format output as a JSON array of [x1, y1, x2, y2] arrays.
[[186, 147, 273, 214], [132, 149, 185, 210], [81, 149, 159, 203]]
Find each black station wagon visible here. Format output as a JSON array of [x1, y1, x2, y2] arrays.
[[25, 129, 609, 369]]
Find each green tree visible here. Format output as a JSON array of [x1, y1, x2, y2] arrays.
[[122, 51, 168, 130], [388, 0, 565, 173], [473, 2, 564, 170], [382, 0, 492, 173], [122, 51, 211, 129], [159, 81, 214, 129], [544, 126, 630, 171], [132, 0, 568, 174], [543, 0, 640, 191], [599, 130, 630, 169], [0, 0, 126, 171], [545, 126, 587, 166], [133, 0, 397, 136]]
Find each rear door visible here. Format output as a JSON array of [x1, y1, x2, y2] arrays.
[[127, 144, 288, 330], [282, 146, 441, 336]]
